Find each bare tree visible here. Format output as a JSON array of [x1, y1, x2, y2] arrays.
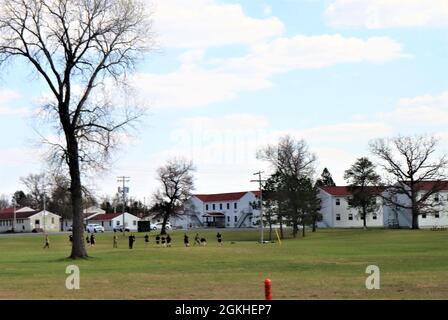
[[0, 0, 152, 258], [370, 135, 448, 229], [0, 194, 10, 209], [20, 172, 48, 210], [153, 158, 195, 235], [258, 135, 316, 178]]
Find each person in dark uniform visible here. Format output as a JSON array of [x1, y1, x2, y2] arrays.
[[113, 234, 118, 248], [69, 234, 73, 243], [183, 234, 190, 247], [86, 235, 90, 245], [161, 235, 166, 247], [155, 234, 160, 247], [166, 234, 172, 247], [90, 234, 96, 247], [144, 234, 149, 243], [129, 234, 136, 249], [194, 233, 201, 246], [43, 234, 50, 249], [216, 232, 222, 246], [200, 237, 207, 246]]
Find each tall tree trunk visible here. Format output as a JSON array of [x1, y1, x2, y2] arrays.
[[269, 221, 272, 241], [161, 208, 170, 235], [302, 222, 305, 237], [279, 216, 284, 239], [312, 217, 317, 232], [363, 205, 367, 230], [412, 209, 419, 229], [68, 139, 88, 259], [292, 222, 298, 238]]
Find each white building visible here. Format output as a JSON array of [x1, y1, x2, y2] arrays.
[[318, 186, 384, 228], [186, 191, 261, 228], [0, 207, 61, 233], [87, 212, 140, 231], [383, 181, 448, 229], [61, 206, 105, 231]]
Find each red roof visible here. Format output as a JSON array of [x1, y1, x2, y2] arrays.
[[0, 209, 39, 220], [88, 213, 122, 221], [194, 191, 261, 202], [410, 181, 448, 191], [321, 186, 385, 196]]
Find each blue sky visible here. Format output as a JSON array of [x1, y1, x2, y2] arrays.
[[2, 0, 448, 203]]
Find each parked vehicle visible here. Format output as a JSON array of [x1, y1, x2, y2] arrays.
[[151, 222, 171, 230], [113, 225, 130, 232], [86, 224, 105, 233]]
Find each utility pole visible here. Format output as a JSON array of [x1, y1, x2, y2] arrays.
[[117, 176, 130, 236], [42, 177, 47, 234], [251, 171, 266, 244], [12, 195, 16, 233]]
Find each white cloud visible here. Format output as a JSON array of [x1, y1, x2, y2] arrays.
[[221, 34, 407, 73], [378, 91, 448, 126], [325, 0, 448, 29], [0, 88, 27, 116], [134, 35, 406, 109], [151, 0, 285, 49]]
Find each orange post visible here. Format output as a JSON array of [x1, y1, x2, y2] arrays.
[[264, 278, 272, 300]]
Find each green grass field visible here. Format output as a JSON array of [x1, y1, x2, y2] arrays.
[[0, 228, 447, 300]]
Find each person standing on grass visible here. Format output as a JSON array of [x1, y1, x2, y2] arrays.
[[166, 234, 172, 247], [69, 234, 73, 243], [194, 233, 201, 246], [161, 235, 166, 247], [216, 232, 222, 246], [90, 234, 96, 247], [129, 234, 136, 249], [113, 233, 118, 248], [86, 235, 90, 245], [43, 234, 50, 249], [144, 234, 149, 244], [184, 234, 190, 247], [155, 234, 160, 247]]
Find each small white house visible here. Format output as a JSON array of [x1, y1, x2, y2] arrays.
[[318, 186, 384, 228], [0, 207, 61, 233], [62, 207, 105, 231], [87, 212, 140, 231]]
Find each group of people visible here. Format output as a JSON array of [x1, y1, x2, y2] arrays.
[[183, 232, 222, 247], [50, 231, 224, 250]]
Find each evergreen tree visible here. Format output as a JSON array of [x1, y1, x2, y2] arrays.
[[316, 168, 336, 187]]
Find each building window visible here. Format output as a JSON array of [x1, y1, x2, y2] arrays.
[[51, 217, 55, 224], [435, 213, 440, 218], [101, 221, 104, 226], [133, 220, 137, 225], [234, 216, 237, 222], [116, 221, 120, 226], [234, 203, 238, 209], [422, 214, 427, 219], [213, 204, 216, 210], [109, 221, 112, 226], [227, 203, 230, 210], [35, 219, 40, 225], [336, 199, 340, 206], [435, 194, 440, 202], [348, 198, 353, 206], [348, 214, 353, 221], [206, 204, 209, 211], [220, 203, 223, 210], [227, 216, 230, 222], [336, 214, 341, 221], [373, 215, 377, 220]]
